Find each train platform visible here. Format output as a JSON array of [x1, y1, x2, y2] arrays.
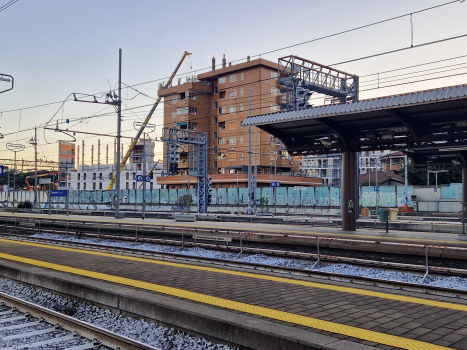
[[0, 215, 467, 349], [0, 211, 466, 247]]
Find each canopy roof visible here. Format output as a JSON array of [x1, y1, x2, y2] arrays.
[[242, 85, 467, 168]]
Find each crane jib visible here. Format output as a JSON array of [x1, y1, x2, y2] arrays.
[[106, 51, 191, 190]]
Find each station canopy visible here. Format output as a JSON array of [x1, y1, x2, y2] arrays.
[[242, 85, 467, 169]]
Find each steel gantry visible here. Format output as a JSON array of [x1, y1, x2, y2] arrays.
[[162, 127, 209, 214], [278, 55, 359, 109]]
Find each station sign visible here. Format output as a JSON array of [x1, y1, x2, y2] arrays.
[[136, 175, 151, 182], [50, 190, 68, 197], [271, 182, 281, 187], [39, 178, 51, 184], [0, 166, 3, 177], [294, 186, 307, 191], [374, 186, 380, 192]]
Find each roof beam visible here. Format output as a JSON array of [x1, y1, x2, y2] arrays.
[[386, 109, 422, 138]]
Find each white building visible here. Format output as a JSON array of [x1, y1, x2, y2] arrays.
[[301, 150, 391, 186], [67, 163, 163, 191]]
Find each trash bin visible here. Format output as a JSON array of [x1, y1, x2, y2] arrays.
[[379, 208, 389, 222], [389, 208, 398, 221], [361, 208, 370, 217]]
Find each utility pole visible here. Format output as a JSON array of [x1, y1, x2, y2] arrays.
[[248, 83, 252, 215], [142, 133, 147, 220], [115, 48, 122, 218], [34, 127, 37, 209]]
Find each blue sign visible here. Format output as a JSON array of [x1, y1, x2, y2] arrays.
[[0, 166, 3, 177], [434, 188, 438, 192], [136, 175, 151, 182], [271, 182, 281, 187], [51, 190, 67, 197], [374, 186, 380, 192]]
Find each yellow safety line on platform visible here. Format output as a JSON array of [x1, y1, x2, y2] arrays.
[[2, 238, 467, 314], [0, 213, 465, 245], [0, 251, 453, 350]]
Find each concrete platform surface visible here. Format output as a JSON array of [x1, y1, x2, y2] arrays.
[[0, 237, 466, 349]]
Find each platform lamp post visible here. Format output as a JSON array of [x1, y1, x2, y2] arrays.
[[6, 143, 25, 210]]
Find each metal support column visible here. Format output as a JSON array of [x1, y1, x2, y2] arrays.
[[342, 151, 357, 231]]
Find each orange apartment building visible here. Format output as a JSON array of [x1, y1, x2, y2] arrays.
[[157, 56, 319, 188]]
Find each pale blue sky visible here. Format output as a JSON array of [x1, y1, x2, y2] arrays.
[[1, 0, 466, 165]]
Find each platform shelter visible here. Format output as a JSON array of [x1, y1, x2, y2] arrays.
[[242, 85, 467, 231]]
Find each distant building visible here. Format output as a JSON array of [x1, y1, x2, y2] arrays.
[[158, 56, 302, 183], [300, 150, 394, 186]]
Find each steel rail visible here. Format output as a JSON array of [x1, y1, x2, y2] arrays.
[[2, 220, 467, 276], [2, 233, 467, 302], [0, 292, 160, 350]]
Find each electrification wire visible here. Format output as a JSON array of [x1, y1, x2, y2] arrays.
[[2, 0, 463, 116], [0, 0, 18, 13]]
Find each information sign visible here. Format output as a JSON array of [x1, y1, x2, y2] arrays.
[[374, 186, 380, 192], [294, 186, 307, 191], [271, 182, 281, 187], [136, 175, 151, 182], [50, 190, 67, 197], [39, 178, 51, 185], [0, 165, 3, 177]]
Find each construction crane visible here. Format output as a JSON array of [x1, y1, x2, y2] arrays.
[[107, 51, 192, 190]]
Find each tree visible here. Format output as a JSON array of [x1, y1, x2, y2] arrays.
[[405, 164, 462, 186], [175, 194, 194, 213]]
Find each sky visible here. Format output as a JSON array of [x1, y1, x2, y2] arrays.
[[1, 0, 467, 168]]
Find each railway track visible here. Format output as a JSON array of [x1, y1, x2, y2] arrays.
[[2, 218, 467, 276], [3, 231, 467, 302], [0, 292, 159, 350]]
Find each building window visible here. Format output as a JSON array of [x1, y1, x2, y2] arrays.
[[188, 92, 197, 100], [150, 182, 153, 190], [83, 173, 86, 180], [229, 105, 237, 113], [230, 74, 237, 82], [219, 106, 226, 114], [228, 137, 236, 145], [187, 122, 197, 130], [93, 183, 96, 190], [229, 90, 236, 98], [177, 107, 188, 115], [213, 116, 217, 124], [240, 88, 244, 96], [219, 77, 226, 84], [218, 152, 225, 160], [213, 102, 218, 109], [99, 183, 102, 190], [172, 97, 178, 104], [99, 173, 102, 180], [271, 71, 278, 78], [240, 154, 244, 160], [213, 131, 217, 139], [240, 104, 244, 112], [271, 88, 278, 95], [126, 172, 129, 180], [83, 183, 86, 190], [229, 152, 236, 160], [172, 111, 177, 119], [213, 161, 218, 168], [218, 121, 225, 130], [126, 182, 129, 189], [270, 104, 278, 112], [240, 135, 243, 144], [133, 172, 136, 180], [229, 121, 236, 130], [218, 137, 225, 145], [219, 91, 225, 99], [214, 87, 218, 93], [241, 72, 244, 80], [77, 183, 80, 190], [77, 173, 80, 180], [133, 183, 136, 189]]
